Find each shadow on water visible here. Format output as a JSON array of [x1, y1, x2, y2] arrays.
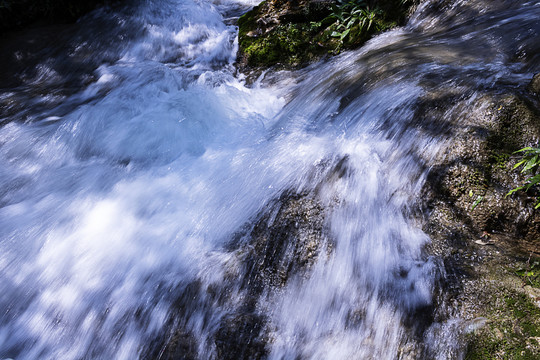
[[0, 3, 142, 122]]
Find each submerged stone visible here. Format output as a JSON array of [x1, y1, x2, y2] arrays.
[[152, 191, 330, 359]]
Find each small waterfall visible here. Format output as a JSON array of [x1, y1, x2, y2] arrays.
[[0, 0, 539, 359]]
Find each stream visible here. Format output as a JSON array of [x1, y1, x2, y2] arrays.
[[1, 0, 539, 358]]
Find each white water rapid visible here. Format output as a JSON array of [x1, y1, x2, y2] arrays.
[[1, 0, 539, 359]]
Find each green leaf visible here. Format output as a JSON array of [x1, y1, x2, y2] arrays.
[[508, 146, 540, 208], [471, 196, 483, 210], [340, 28, 351, 41], [515, 147, 536, 153], [346, 18, 357, 28], [522, 155, 539, 172], [506, 186, 524, 197], [524, 174, 540, 189], [359, 17, 367, 28], [513, 159, 527, 169], [367, 18, 374, 30]]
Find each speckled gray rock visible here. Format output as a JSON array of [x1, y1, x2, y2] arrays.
[[528, 73, 540, 96]]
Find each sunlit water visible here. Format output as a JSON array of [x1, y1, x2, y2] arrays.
[[0, 0, 539, 359]]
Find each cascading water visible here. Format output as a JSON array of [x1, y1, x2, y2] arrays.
[[0, 0, 539, 359]]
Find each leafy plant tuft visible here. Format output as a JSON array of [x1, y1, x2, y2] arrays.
[[507, 146, 540, 208], [329, 0, 382, 42]]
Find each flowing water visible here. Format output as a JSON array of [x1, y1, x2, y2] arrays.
[[0, 0, 539, 358]]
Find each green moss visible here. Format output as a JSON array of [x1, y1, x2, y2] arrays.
[[239, 22, 329, 67], [237, 0, 413, 69], [237, 3, 261, 30], [489, 152, 510, 170], [469, 169, 488, 188], [505, 293, 539, 319], [466, 290, 540, 359], [465, 334, 499, 360], [522, 320, 540, 337]]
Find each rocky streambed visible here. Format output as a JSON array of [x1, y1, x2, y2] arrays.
[[229, 1, 540, 358], [421, 74, 540, 359], [150, 68, 540, 359]]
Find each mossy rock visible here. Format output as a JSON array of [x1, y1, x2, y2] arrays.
[[238, 21, 333, 68], [236, 0, 334, 69], [236, 0, 415, 70], [420, 76, 540, 360], [423, 90, 540, 253], [465, 289, 540, 360], [528, 73, 540, 96]]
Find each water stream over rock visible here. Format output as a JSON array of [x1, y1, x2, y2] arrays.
[[0, 0, 539, 359]]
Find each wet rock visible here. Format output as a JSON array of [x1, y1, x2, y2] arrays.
[[211, 191, 330, 358], [154, 331, 198, 360], [423, 93, 540, 254], [203, 192, 329, 358], [153, 191, 329, 359], [241, 192, 329, 295], [214, 313, 267, 360], [143, 282, 202, 360], [419, 80, 540, 358], [528, 73, 540, 96]]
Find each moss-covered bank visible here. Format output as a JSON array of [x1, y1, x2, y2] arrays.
[[236, 0, 416, 70]]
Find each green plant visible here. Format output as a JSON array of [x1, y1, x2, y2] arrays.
[[516, 255, 540, 288], [329, 0, 381, 41], [507, 147, 540, 208], [471, 195, 484, 210]]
